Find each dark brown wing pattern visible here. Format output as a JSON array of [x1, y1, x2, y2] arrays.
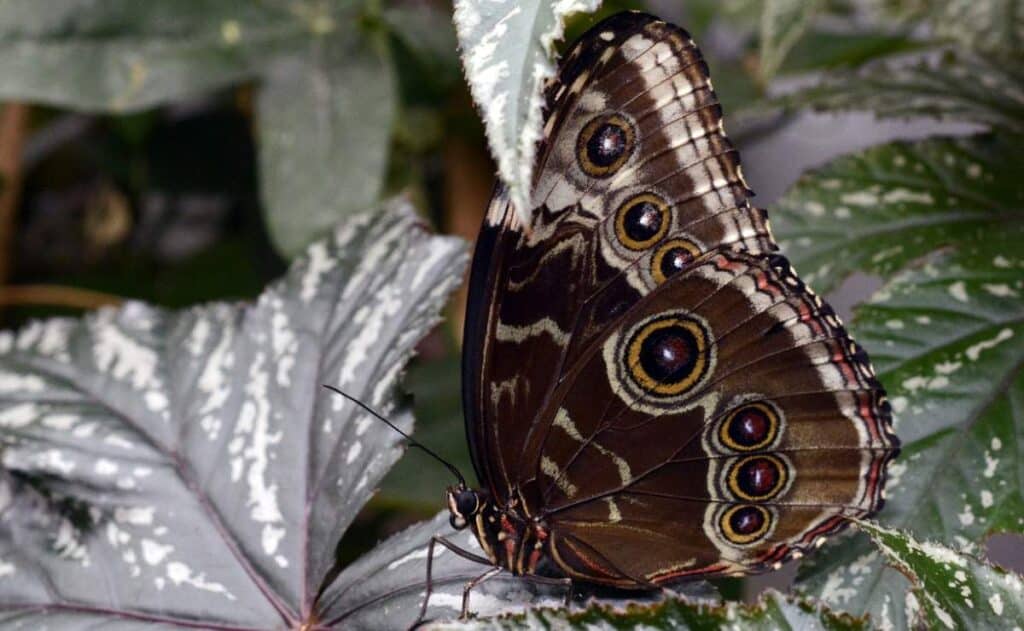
[[462, 11, 899, 584]]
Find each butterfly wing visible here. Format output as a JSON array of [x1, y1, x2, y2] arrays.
[[528, 250, 897, 583], [462, 11, 771, 501]]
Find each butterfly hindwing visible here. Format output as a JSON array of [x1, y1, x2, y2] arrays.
[[528, 250, 895, 582]]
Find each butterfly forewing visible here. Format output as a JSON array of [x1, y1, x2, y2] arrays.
[[461, 10, 898, 587]]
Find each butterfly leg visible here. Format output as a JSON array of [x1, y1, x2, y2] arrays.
[[460, 566, 503, 619], [411, 535, 494, 630]]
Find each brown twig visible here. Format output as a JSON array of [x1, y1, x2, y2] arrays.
[[0, 102, 30, 289], [0, 284, 123, 310]]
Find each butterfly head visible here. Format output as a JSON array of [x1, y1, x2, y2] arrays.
[[446, 486, 483, 530]]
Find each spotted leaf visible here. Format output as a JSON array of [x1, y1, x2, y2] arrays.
[[318, 512, 724, 629], [791, 224, 1024, 627], [428, 588, 865, 630], [453, 0, 602, 224], [0, 199, 467, 628], [773, 52, 1024, 136], [851, 520, 1024, 629], [773, 133, 1024, 293]]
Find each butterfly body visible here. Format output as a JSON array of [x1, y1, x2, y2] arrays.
[[439, 9, 899, 604]]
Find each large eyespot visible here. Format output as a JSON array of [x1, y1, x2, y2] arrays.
[[651, 238, 701, 283], [577, 113, 635, 177], [614, 193, 670, 250], [719, 403, 780, 452], [727, 455, 789, 501], [720, 505, 771, 545], [626, 314, 712, 397]]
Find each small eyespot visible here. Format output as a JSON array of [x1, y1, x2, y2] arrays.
[[577, 113, 635, 177], [652, 238, 701, 283], [625, 314, 712, 397], [614, 193, 670, 250], [727, 455, 788, 501], [720, 505, 771, 544], [718, 403, 780, 452]]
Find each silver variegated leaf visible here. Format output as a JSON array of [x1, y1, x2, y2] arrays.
[[0, 199, 467, 628]]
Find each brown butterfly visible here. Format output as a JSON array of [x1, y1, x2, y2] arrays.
[[417, 9, 898, 623]]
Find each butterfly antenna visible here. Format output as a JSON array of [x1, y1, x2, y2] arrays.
[[322, 384, 467, 487]]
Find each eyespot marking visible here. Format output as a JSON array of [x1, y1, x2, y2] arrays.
[[720, 505, 771, 545], [625, 313, 713, 397], [577, 113, 636, 177], [614, 193, 670, 250], [727, 454, 789, 501], [652, 238, 701, 283]]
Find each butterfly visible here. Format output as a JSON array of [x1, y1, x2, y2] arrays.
[[419, 9, 899, 623]]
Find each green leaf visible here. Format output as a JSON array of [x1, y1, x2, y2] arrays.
[[926, 1, 1024, 56], [759, 0, 824, 80], [429, 590, 865, 630], [775, 50, 1024, 135], [855, 521, 1024, 629], [0, 0, 305, 111], [0, 201, 467, 627], [783, 151, 1024, 626], [382, 3, 461, 91], [257, 38, 397, 256], [871, 0, 1024, 57], [453, 0, 602, 224], [772, 133, 1024, 293]]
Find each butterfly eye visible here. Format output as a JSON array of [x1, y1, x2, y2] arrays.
[[455, 489, 480, 518], [614, 193, 670, 250], [727, 455, 788, 501], [625, 315, 711, 396], [720, 505, 772, 544], [651, 238, 701, 283], [577, 113, 636, 177], [718, 403, 779, 452]]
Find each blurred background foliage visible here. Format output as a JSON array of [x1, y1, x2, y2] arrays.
[[1, 0, 1020, 605]]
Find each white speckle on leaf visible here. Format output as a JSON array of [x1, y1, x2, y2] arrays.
[[0, 402, 38, 428], [0, 372, 45, 393], [965, 328, 1013, 361], [983, 283, 1017, 297], [95, 459, 118, 476], [948, 281, 969, 302], [990, 593, 1004, 615], [805, 201, 826, 216], [166, 562, 235, 600], [234, 353, 285, 537], [890, 396, 908, 414], [840, 191, 878, 206], [983, 450, 999, 478], [145, 390, 168, 412], [301, 241, 336, 303], [981, 491, 993, 508], [388, 545, 439, 571], [935, 361, 962, 375], [141, 539, 174, 565], [821, 572, 856, 604], [92, 309, 161, 390], [991, 437, 1002, 451], [115, 506, 155, 525], [346, 442, 363, 465], [262, 525, 286, 556], [882, 189, 934, 205]]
